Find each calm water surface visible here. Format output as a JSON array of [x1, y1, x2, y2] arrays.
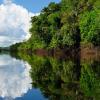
[[0, 54, 47, 100], [0, 53, 99, 100]]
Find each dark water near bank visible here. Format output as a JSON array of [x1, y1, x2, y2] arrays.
[[0, 52, 100, 100]]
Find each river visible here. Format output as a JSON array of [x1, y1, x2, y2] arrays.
[[0, 52, 99, 100]]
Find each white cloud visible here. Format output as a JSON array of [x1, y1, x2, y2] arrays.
[[0, 54, 32, 99], [0, 0, 37, 47], [3, 0, 12, 4]]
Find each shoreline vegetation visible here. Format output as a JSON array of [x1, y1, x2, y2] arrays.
[[1, 0, 100, 57]]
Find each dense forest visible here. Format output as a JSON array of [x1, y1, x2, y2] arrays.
[[10, 0, 100, 51]]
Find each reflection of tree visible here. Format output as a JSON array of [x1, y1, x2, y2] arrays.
[[29, 57, 79, 100], [80, 61, 100, 100], [18, 52, 100, 100]]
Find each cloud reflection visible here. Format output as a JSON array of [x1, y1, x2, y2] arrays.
[[0, 54, 32, 99]]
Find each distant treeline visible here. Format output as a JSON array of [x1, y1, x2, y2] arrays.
[[10, 0, 100, 51]]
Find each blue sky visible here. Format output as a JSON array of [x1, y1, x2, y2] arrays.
[[0, 0, 61, 13]]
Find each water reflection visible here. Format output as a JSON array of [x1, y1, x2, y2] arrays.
[[0, 54, 32, 99], [0, 52, 100, 100], [18, 52, 100, 100]]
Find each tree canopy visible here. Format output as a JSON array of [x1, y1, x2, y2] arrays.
[[11, 0, 100, 50]]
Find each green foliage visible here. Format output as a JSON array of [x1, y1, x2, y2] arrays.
[[61, 24, 74, 46], [79, 10, 100, 45], [10, 0, 100, 50], [49, 34, 62, 48]]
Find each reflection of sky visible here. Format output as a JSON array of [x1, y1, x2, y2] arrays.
[[0, 54, 32, 99], [15, 89, 47, 100]]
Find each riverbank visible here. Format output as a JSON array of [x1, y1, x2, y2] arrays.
[[33, 46, 100, 61], [81, 46, 100, 61]]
